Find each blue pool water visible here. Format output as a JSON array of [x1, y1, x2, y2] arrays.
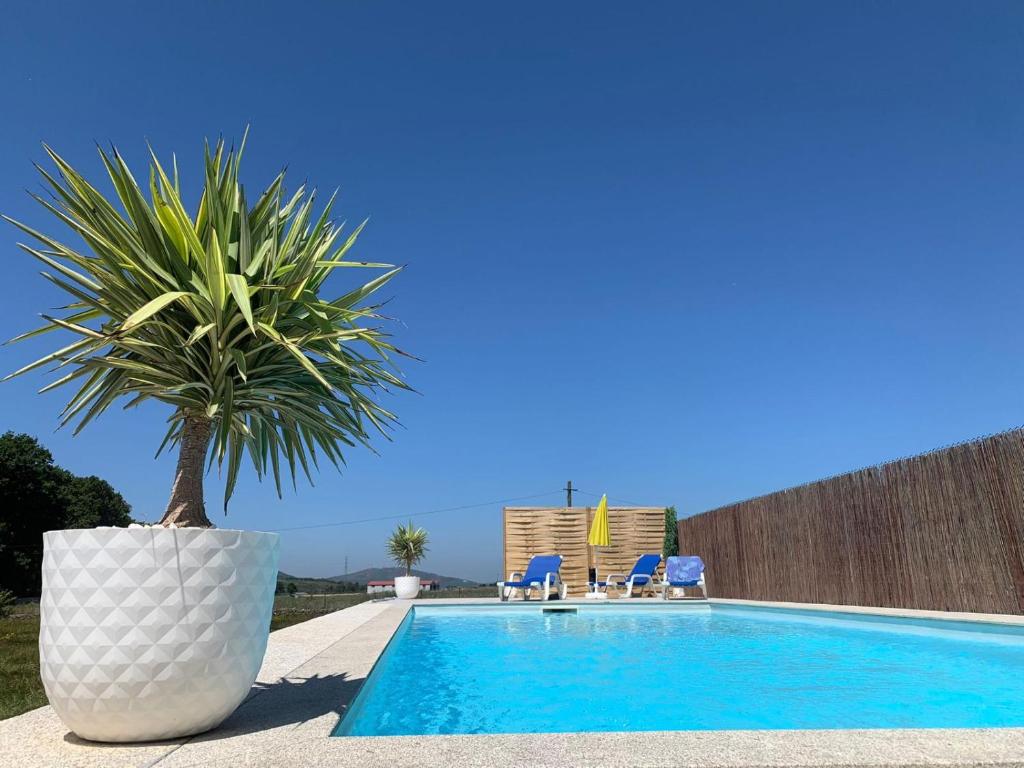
[[334, 605, 1024, 736]]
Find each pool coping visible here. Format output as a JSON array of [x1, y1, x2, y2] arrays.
[[712, 597, 1024, 626], [1, 597, 1023, 767]]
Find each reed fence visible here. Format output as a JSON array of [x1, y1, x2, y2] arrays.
[[677, 429, 1024, 614]]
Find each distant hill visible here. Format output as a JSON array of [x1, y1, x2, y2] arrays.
[[329, 567, 480, 588]]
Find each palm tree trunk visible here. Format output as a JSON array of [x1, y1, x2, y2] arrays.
[[160, 414, 213, 527]]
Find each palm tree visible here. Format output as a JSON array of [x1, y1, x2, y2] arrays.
[[4, 134, 412, 527], [386, 521, 429, 576]]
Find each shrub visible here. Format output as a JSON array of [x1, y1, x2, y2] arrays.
[[0, 589, 14, 618], [663, 506, 679, 558]]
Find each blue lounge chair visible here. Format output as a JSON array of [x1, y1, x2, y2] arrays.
[[497, 555, 567, 601], [660, 555, 707, 599], [589, 553, 661, 598]]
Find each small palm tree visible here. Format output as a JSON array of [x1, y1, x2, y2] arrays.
[[4, 134, 411, 527], [386, 521, 429, 576]]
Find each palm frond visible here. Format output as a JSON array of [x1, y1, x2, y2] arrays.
[[386, 521, 429, 573], [5, 134, 412, 511]]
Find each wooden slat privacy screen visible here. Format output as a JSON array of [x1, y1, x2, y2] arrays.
[[503, 507, 665, 596], [678, 429, 1024, 614]]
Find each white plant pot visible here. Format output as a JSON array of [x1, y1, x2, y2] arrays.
[[40, 526, 279, 743], [393, 575, 420, 599]]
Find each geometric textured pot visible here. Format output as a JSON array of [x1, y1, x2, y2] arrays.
[[40, 527, 279, 742], [393, 575, 420, 599]]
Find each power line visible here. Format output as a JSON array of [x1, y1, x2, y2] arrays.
[[574, 488, 653, 508], [2, 487, 570, 547], [266, 489, 564, 532]]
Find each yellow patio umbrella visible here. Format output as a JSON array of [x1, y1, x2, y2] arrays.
[[588, 494, 611, 590]]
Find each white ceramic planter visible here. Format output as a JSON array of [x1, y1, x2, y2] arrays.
[[393, 575, 420, 598], [39, 527, 279, 743]]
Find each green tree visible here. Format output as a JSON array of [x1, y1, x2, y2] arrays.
[[0, 432, 132, 595], [286, 582, 297, 597], [663, 505, 679, 559], [58, 473, 133, 529], [5, 135, 411, 528], [0, 433, 68, 596]]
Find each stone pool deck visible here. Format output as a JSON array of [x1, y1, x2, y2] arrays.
[[2, 597, 1023, 768]]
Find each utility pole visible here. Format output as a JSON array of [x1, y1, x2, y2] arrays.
[[564, 480, 574, 508], [344, 555, 349, 576]]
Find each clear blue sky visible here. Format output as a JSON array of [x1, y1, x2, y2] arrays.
[[2, 2, 1022, 583]]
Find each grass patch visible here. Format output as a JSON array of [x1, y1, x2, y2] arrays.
[[269, 586, 496, 630], [271, 592, 375, 631], [0, 615, 45, 720]]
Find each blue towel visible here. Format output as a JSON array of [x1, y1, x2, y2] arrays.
[[666, 555, 704, 586]]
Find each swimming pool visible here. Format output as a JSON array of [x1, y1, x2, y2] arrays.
[[333, 604, 1024, 736]]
